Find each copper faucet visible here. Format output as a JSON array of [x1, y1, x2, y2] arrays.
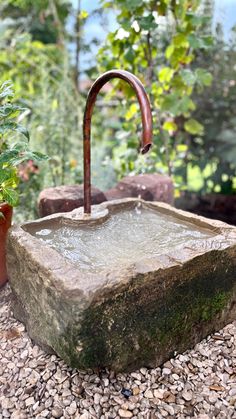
[[83, 69, 153, 214]]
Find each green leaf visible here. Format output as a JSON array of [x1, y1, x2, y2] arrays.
[[23, 151, 48, 162], [163, 121, 178, 133], [79, 10, 88, 20], [15, 124, 30, 140], [188, 34, 213, 50], [156, 3, 168, 16], [124, 47, 136, 62], [184, 119, 204, 135], [180, 69, 196, 86], [125, 103, 138, 121], [169, 47, 189, 68], [195, 69, 213, 86], [125, 0, 141, 12], [165, 44, 174, 59], [0, 81, 13, 99], [0, 103, 25, 118], [0, 122, 29, 140], [161, 93, 180, 116], [173, 33, 189, 48], [1, 171, 18, 189], [188, 34, 202, 49], [201, 36, 213, 48], [0, 149, 19, 165], [138, 15, 158, 31], [0, 168, 15, 184], [1, 187, 18, 206], [0, 122, 16, 135], [180, 97, 196, 113], [158, 67, 174, 83], [0, 148, 48, 167], [177, 144, 188, 152], [186, 13, 211, 27], [10, 141, 28, 152]]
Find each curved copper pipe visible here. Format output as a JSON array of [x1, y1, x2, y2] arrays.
[[83, 69, 153, 214]]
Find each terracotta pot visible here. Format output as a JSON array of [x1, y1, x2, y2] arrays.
[[0, 202, 13, 287]]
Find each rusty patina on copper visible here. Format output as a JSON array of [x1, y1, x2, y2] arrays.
[[83, 70, 153, 214]]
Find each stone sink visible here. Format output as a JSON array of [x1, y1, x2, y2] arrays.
[[7, 198, 236, 372]]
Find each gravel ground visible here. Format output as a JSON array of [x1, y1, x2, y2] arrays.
[[1, 284, 236, 419]]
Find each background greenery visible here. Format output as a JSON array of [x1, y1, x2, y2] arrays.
[[0, 0, 235, 221]]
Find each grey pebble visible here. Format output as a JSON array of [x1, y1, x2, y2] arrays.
[[51, 407, 63, 418]]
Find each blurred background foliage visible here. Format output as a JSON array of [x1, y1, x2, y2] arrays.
[[0, 0, 235, 221]]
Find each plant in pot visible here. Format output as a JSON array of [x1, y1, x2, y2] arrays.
[[0, 81, 47, 287]]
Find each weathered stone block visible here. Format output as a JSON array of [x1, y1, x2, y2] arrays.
[[105, 174, 174, 204], [7, 198, 236, 372], [38, 185, 106, 217]]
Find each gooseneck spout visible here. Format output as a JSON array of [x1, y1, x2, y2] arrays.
[[83, 69, 153, 214]]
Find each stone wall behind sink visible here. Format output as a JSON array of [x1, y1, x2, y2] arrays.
[[38, 185, 106, 217], [38, 174, 174, 217]]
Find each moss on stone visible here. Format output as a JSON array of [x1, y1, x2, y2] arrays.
[[201, 291, 229, 322], [72, 250, 236, 371]]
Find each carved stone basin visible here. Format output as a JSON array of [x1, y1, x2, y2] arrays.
[[7, 198, 236, 371]]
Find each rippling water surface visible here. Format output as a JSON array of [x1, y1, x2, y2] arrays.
[[33, 206, 215, 272]]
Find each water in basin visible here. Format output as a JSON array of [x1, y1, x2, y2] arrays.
[[31, 206, 215, 272]]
